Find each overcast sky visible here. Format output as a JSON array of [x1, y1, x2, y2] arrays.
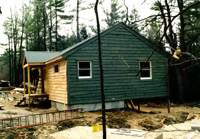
[[0, 0, 155, 54]]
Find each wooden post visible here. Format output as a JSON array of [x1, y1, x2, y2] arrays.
[[23, 67, 26, 95], [167, 59, 171, 113], [167, 99, 171, 113], [28, 66, 31, 107], [41, 67, 44, 94]]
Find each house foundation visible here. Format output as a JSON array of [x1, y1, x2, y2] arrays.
[[51, 101, 69, 111], [70, 101, 125, 111], [51, 101, 124, 111]]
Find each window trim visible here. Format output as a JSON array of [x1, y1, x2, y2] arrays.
[[77, 61, 92, 79], [139, 61, 152, 80]]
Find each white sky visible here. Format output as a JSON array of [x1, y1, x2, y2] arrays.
[[0, 0, 155, 54]]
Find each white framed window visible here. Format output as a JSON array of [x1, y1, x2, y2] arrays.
[[78, 61, 92, 79], [139, 61, 152, 80]]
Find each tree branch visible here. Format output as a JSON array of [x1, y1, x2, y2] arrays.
[[122, 0, 130, 24], [159, 1, 200, 45]]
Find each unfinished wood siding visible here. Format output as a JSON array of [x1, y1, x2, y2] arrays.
[[66, 23, 168, 105], [45, 60, 68, 104]]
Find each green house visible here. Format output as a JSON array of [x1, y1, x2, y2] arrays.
[[23, 23, 168, 111]]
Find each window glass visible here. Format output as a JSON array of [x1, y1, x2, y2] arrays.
[[141, 70, 150, 77], [140, 62, 150, 69], [78, 61, 92, 79], [79, 62, 90, 69], [54, 65, 59, 73], [140, 61, 151, 79], [79, 70, 90, 76]]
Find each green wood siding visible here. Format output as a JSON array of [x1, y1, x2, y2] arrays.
[[67, 24, 168, 105]]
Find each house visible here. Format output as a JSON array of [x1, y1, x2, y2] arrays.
[[23, 23, 168, 111]]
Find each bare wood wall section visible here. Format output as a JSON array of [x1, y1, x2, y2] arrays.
[[45, 60, 68, 104]]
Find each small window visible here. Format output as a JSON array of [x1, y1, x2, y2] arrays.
[[78, 61, 92, 79], [54, 65, 59, 73], [139, 61, 152, 80]]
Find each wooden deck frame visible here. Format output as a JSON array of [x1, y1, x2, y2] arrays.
[[22, 64, 45, 107], [23, 56, 67, 106]]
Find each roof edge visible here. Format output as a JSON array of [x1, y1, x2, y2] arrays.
[[54, 23, 125, 58]]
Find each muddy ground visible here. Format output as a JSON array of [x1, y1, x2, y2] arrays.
[[1, 90, 200, 138], [0, 90, 56, 119], [1, 104, 200, 138]]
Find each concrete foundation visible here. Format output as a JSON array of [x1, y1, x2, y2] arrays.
[[70, 101, 125, 111], [51, 100, 125, 111], [51, 101, 68, 111]]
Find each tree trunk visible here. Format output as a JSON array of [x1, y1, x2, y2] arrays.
[[177, 0, 186, 51], [36, 5, 40, 50], [165, 0, 177, 48], [8, 36, 12, 84], [43, 3, 47, 51], [13, 17, 18, 86], [76, 0, 80, 42], [25, 33, 29, 50], [18, 20, 24, 67], [176, 67, 184, 103], [18, 18, 25, 85], [55, 0, 58, 50], [49, 0, 53, 51]]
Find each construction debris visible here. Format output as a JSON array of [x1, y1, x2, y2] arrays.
[[111, 129, 147, 137], [107, 114, 131, 128], [0, 80, 10, 87], [13, 88, 24, 94], [33, 125, 58, 138], [0, 104, 4, 110], [57, 120, 88, 131], [191, 121, 200, 131], [50, 119, 200, 139], [162, 112, 189, 125], [1, 90, 200, 139], [0, 80, 14, 91], [138, 118, 163, 130], [94, 112, 131, 129]]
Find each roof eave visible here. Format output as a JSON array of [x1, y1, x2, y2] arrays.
[[45, 56, 64, 65], [23, 62, 45, 68]]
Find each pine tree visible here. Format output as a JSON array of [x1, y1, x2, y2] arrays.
[[105, 0, 123, 27], [80, 26, 89, 40]]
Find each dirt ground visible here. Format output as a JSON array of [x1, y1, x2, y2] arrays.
[[0, 90, 57, 119], [1, 90, 200, 138], [82, 104, 200, 130], [1, 104, 200, 138]]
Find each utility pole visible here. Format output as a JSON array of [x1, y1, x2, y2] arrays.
[[94, 0, 107, 139]]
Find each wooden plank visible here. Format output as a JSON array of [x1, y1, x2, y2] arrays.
[[45, 60, 68, 104], [27, 66, 31, 107], [23, 64, 29, 68], [41, 68, 44, 94], [23, 68, 26, 95]]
